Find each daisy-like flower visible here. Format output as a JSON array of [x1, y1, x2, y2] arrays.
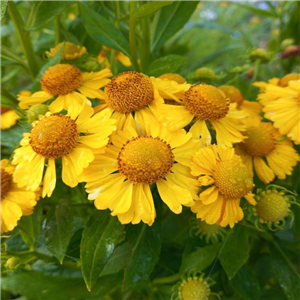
[[259, 79, 300, 144], [1, 159, 39, 233], [1, 106, 20, 130], [235, 121, 299, 184], [80, 112, 200, 226], [45, 42, 87, 60], [96, 71, 190, 133], [18, 64, 112, 118], [191, 144, 256, 228], [157, 83, 246, 146], [12, 105, 116, 198]]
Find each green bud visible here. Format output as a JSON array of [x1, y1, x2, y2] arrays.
[[249, 48, 271, 63], [27, 104, 48, 123], [280, 38, 294, 51], [83, 58, 102, 72], [5, 256, 21, 270], [192, 67, 216, 81]]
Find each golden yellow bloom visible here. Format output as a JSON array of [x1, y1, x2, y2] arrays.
[[1, 159, 39, 233], [45, 42, 87, 61], [98, 46, 131, 69], [191, 145, 256, 228], [159, 73, 186, 84], [156, 83, 246, 146], [259, 79, 300, 144], [12, 105, 116, 198], [80, 113, 200, 226], [236, 121, 299, 183], [18, 64, 112, 118], [1, 106, 20, 130]]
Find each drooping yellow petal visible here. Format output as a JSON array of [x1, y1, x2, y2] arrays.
[[199, 186, 219, 205], [1, 200, 22, 233], [189, 120, 212, 146], [219, 199, 243, 228], [42, 158, 57, 197], [253, 156, 275, 183]]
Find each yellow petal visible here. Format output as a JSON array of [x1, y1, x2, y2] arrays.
[[42, 158, 57, 198], [253, 156, 274, 184]]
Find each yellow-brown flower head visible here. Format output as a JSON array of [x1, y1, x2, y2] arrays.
[[117, 136, 174, 184], [41, 64, 82, 95], [105, 71, 154, 113], [214, 159, 253, 199], [218, 85, 244, 107], [45, 42, 87, 60], [240, 126, 275, 157], [1, 168, 13, 198], [30, 114, 78, 159], [278, 73, 300, 87], [1, 106, 12, 115], [183, 84, 229, 121]]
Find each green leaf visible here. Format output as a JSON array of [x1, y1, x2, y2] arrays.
[[25, 1, 74, 31], [179, 244, 220, 274], [1, 1, 8, 20], [270, 243, 300, 300], [80, 210, 124, 291], [42, 199, 74, 263], [234, 3, 277, 18], [123, 221, 162, 290], [146, 55, 187, 77], [219, 226, 250, 279], [18, 201, 43, 250], [151, 1, 199, 52], [185, 21, 233, 34], [133, 1, 174, 18], [79, 3, 130, 57], [31, 46, 63, 92], [230, 266, 261, 300]]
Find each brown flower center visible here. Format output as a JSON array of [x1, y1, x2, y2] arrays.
[[1, 106, 12, 115], [1, 168, 13, 198]]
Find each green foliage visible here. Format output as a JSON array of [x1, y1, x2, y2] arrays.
[[132, 1, 174, 18], [0, 0, 8, 20]]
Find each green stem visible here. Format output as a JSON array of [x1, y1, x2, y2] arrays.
[[140, 16, 150, 72], [7, 1, 40, 79], [152, 273, 181, 285], [129, 1, 139, 71], [7, 250, 51, 260], [54, 17, 62, 45]]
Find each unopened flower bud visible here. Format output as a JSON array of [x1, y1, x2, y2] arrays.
[[27, 104, 48, 123]]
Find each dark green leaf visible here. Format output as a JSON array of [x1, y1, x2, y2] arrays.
[[133, 1, 174, 18], [123, 221, 162, 290], [234, 3, 277, 18], [179, 243, 220, 274], [18, 201, 43, 250], [79, 3, 130, 57], [231, 266, 261, 300], [151, 1, 199, 51], [146, 55, 187, 77], [219, 226, 250, 279], [1, 1, 8, 21], [25, 1, 74, 31], [31, 46, 63, 92], [42, 199, 74, 263], [81, 210, 124, 291], [270, 243, 300, 300]]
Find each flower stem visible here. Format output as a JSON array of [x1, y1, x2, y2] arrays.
[[7, 1, 40, 79], [140, 16, 150, 72], [129, 1, 139, 71], [54, 17, 62, 45], [152, 273, 181, 285]]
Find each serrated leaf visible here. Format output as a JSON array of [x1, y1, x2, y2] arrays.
[[146, 55, 187, 77], [219, 226, 250, 279], [42, 199, 73, 263], [79, 3, 130, 57], [25, 1, 74, 31], [151, 1, 199, 52], [31, 46, 64, 93], [270, 243, 300, 300], [179, 243, 220, 274], [1, 1, 8, 21], [81, 210, 124, 291], [230, 266, 261, 300], [123, 221, 162, 290], [133, 1, 174, 18], [18, 201, 43, 250]]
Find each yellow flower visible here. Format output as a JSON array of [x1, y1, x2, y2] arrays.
[[236, 121, 299, 184], [259, 79, 300, 144], [156, 83, 246, 146], [191, 144, 256, 228], [1, 159, 39, 233], [18, 64, 112, 119], [45, 42, 87, 60], [1, 106, 20, 130], [80, 113, 200, 226], [159, 73, 186, 84], [12, 105, 116, 198], [98, 46, 131, 69]]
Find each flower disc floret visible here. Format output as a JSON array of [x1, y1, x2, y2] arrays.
[[1, 169, 13, 197], [30, 115, 78, 159], [214, 160, 253, 199], [240, 126, 275, 156], [183, 84, 229, 121], [117, 136, 174, 184], [105, 71, 154, 113], [181, 280, 210, 300], [41, 64, 82, 95]]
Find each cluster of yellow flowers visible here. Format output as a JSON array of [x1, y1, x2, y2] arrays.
[[1, 44, 299, 234]]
